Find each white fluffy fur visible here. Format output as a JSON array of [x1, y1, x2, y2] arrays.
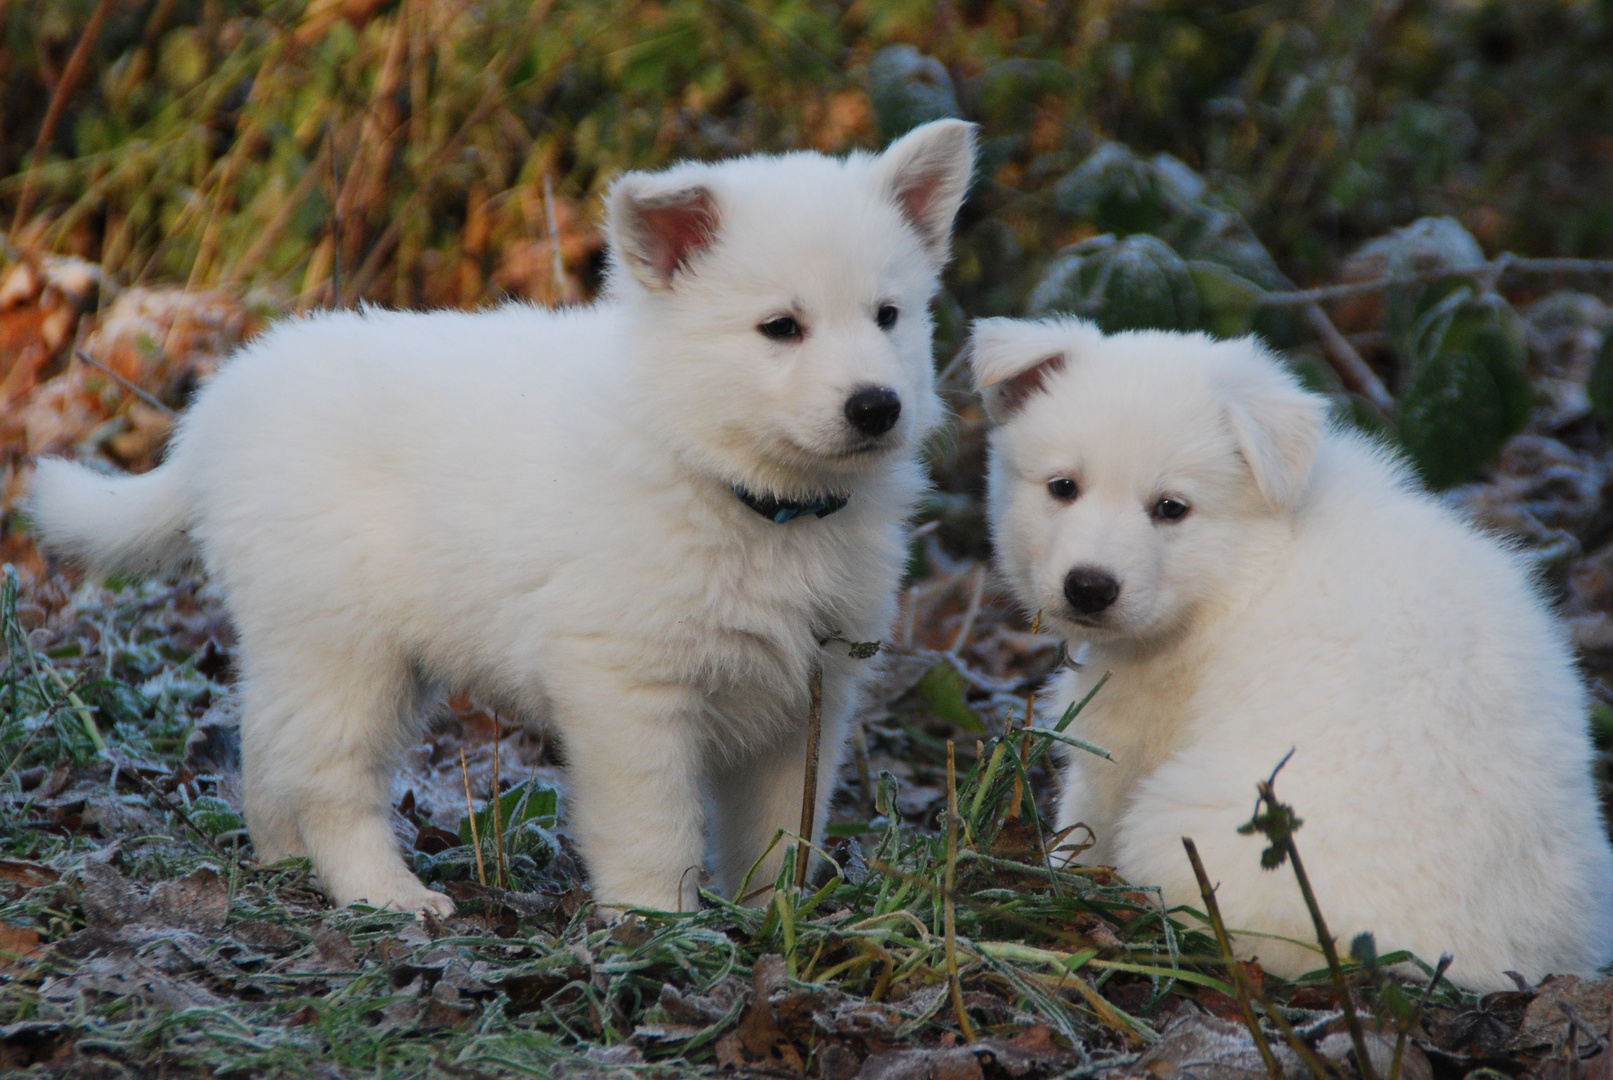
[[29, 120, 976, 917], [972, 315, 1613, 990]]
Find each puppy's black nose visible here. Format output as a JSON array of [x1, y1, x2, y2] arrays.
[[845, 386, 902, 436], [1064, 567, 1120, 615]]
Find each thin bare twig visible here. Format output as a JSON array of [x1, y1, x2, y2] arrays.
[[1179, 839, 1336, 1078], [119, 759, 237, 863], [1391, 955, 1452, 1080], [1260, 257, 1613, 309], [491, 714, 506, 890], [0, 671, 96, 788], [1251, 765, 1378, 1080], [74, 351, 177, 417], [949, 565, 988, 655], [460, 746, 487, 887], [1304, 304, 1396, 416], [795, 663, 823, 889], [544, 174, 566, 306]]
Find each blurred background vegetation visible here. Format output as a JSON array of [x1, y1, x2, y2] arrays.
[[5, 0, 1613, 295], [2, 0, 1613, 509], [0, 0, 1606, 293]]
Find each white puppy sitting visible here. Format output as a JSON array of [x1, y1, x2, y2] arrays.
[[970, 315, 1613, 990], [28, 119, 976, 917]]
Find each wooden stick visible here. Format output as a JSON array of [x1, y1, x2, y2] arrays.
[[944, 739, 976, 1041], [794, 663, 823, 889], [460, 746, 486, 887]]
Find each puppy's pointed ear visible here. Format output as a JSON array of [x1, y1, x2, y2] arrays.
[[968, 317, 1099, 423], [609, 178, 720, 291], [875, 119, 977, 267], [1212, 344, 1327, 512]]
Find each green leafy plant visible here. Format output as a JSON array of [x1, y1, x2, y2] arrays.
[[1028, 233, 1200, 333]]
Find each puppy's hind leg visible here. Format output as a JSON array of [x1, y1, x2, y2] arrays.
[[239, 642, 452, 917]]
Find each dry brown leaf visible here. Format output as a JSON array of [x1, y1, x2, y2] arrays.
[[0, 923, 43, 971], [1514, 975, 1613, 1053], [0, 859, 58, 889]]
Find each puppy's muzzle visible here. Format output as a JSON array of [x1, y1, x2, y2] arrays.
[[1064, 566, 1120, 616], [844, 386, 901, 436]]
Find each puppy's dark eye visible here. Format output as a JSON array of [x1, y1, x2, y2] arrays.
[[1048, 477, 1078, 501], [759, 316, 803, 341], [1153, 497, 1190, 522], [876, 304, 899, 330]]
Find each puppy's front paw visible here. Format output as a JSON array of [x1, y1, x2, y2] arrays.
[[345, 879, 456, 918], [396, 888, 456, 919]]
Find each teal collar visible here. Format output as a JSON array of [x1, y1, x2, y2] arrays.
[[734, 486, 849, 523]]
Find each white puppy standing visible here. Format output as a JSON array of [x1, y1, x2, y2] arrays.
[[970, 316, 1613, 990], [29, 120, 976, 917]]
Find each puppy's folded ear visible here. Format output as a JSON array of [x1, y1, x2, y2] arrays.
[[609, 178, 721, 291], [1212, 343, 1328, 512], [967, 316, 1101, 423], [875, 119, 977, 267]]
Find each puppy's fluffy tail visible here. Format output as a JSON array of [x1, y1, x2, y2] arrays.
[[26, 459, 193, 576]]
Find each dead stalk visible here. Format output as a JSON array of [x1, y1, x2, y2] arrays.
[[1259, 985, 1339, 1080], [1067, 973, 1145, 1046], [853, 723, 873, 819], [328, 123, 344, 308], [491, 714, 506, 889], [1007, 710, 1034, 823], [460, 746, 487, 887], [795, 662, 823, 889], [1255, 773, 1378, 1080], [944, 739, 976, 1041], [1004, 611, 1043, 824], [1182, 837, 1284, 1080], [544, 174, 566, 305], [949, 565, 987, 654]]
